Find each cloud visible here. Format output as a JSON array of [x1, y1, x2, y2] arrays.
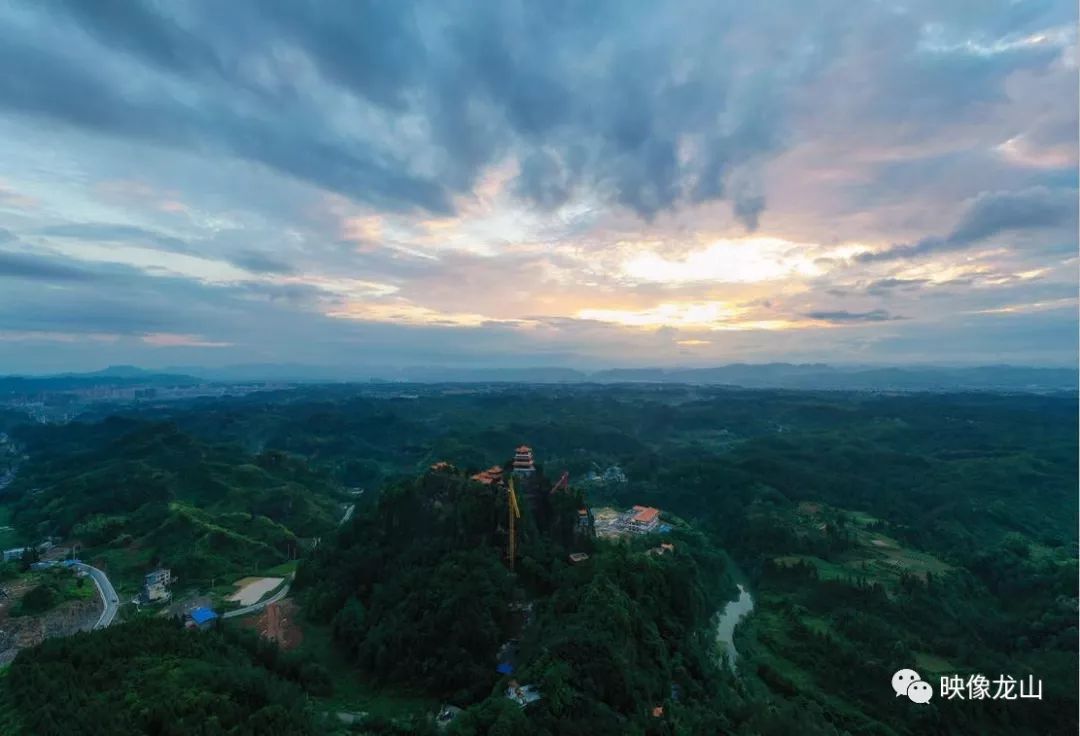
[[50, 0, 223, 78], [0, 295, 172, 334], [0, 0, 817, 226], [859, 186, 1078, 261], [0, 24, 452, 214], [732, 193, 767, 232], [225, 251, 295, 275], [140, 332, 232, 348], [0, 1, 1076, 372], [949, 186, 1078, 244], [867, 278, 929, 290], [39, 223, 191, 252], [804, 309, 901, 323], [0, 250, 99, 281]]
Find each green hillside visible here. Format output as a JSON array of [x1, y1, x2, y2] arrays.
[[3, 418, 344, 587], [0, 618, 323, 735]]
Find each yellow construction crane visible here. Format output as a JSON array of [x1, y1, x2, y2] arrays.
[[507, 476, 521, 571]]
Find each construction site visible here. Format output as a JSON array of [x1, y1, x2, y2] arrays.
[[592, 504, 671, 539], [0, 563, 101, 667]]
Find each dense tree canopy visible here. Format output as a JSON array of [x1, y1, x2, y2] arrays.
[[5, 419, 343, 586], [0, 618, 323, 736], [0, 385, 1073, 734]]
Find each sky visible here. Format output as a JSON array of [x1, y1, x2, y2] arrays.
[[0, 0, 1076, 374]]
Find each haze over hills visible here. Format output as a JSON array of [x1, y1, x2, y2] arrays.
[[1, 363, 1076, 393]]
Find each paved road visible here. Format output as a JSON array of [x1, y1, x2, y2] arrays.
[[73, 558, 286, 625], [222, 575, 292, 620], [73, 562, 119, 629]]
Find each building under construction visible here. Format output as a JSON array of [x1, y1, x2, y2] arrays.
[[592, 505, 666, 539]]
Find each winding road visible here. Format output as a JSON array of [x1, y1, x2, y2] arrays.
[[73, 562, 119, 629], [71, 558, 287, 626], [72, 499, 346, 628]]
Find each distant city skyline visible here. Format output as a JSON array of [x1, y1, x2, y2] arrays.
[[0, 1, 1076, 373]]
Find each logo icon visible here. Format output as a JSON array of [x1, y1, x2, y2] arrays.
[[892, 669, 933, 703], [907, 680, 933, 704]]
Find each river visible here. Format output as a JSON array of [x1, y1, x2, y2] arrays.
[[714, 583, 754, 671]]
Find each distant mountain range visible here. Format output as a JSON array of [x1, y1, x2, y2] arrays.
[[588, 364, 1079, 391], [0, 365, 202, 393], [1, 363, 1076, 393]]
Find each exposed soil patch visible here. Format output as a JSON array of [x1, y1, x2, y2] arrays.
[[227, 576, 283, 605], [238, 598, 303, 651], [0, 580, 100, 666]]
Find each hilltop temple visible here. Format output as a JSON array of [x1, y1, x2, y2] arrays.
[[512, 445, 535, 475]]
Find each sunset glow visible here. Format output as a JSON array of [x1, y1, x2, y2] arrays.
[[0, 1, 1074, 372]]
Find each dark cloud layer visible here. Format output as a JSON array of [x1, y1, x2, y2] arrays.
[[0, 0, 852, 227], [225, 251, 296, 276], [860, 186, 1078, 262], [3, 1, 1074, 231], [0, 1, 1075, 372], [805, 309, 901, 323], [0, 251, 98, 282]]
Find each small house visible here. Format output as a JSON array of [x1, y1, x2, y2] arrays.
[[2, 547, 28, 562], [142, 568, 173, 604], [187, 607, 218, 629]]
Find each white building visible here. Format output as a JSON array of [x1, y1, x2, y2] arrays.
[[142, 568, 173, 603]]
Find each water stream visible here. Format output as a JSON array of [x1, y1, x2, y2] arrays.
[[714, 584, 754, 671]]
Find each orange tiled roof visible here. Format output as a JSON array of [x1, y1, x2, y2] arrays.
[[632, 506, 660, 524], [471, 465, 505, 485]]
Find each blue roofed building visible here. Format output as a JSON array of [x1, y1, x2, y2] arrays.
[[188, 607, 218, 629]]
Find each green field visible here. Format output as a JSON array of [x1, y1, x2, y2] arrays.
[[264, 559, 300, 577], [773, 503, 952, 588]]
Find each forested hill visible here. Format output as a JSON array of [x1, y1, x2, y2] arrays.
[[0, 618, 324, 735], [160, 385, 1078, 734], [0, 385, 1072, 734], [298, 465, 742, 734], [3, 417, 344, 586]]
